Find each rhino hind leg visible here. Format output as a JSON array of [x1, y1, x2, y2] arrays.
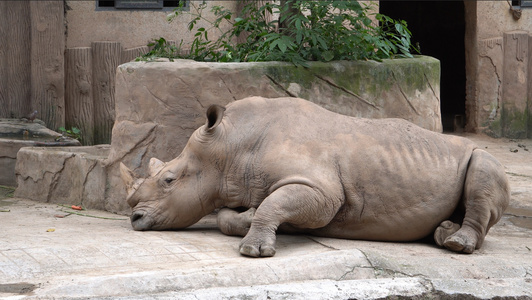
[[434, 220, 461, 247], [217, 207, 256, 237], [440, 149, 510, 254]]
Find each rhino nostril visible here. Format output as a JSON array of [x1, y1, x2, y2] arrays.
[[131, 211, 144, 223]]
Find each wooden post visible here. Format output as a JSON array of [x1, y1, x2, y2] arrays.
[[122, 45, 149, 64], [66, 47, 94, 145], [529, 34, 532, 139], [0, 2, 6, 118], [30, 1, 65, 130], [92, 41, 122, 144], [0, 1, 31, 119]]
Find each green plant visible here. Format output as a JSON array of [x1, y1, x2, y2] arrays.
[[140, 0, 419, 66], [137, 37, 182, 62], [58, 126, 82, 142]]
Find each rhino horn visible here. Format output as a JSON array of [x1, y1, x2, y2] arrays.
[[149, 157, 166, 177]]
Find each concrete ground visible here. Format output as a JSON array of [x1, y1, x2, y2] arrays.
[[1, 134, 531, 299]]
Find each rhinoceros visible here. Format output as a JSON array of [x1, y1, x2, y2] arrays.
[[120, 96, 510, 257]]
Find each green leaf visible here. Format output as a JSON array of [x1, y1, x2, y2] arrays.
[[322, 51, 334, 62]]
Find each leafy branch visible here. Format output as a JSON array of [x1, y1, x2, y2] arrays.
[[138, 0, 420, 66]]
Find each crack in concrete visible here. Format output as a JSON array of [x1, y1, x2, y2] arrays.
[[219, 76, 237, 101], [144, 87, 174, 112], [79, 160, 98, 207], [479, 53, 502, 120], [314, 74, 380, 110], [175, 76, 205, 109], [265, 263, 280, 281], [506, 172, 532, 179], [391, 71, 420, 116], [306, 237, 339, 251], [504, 212, 532, 219], [265, 74, 297, 97], [357, 249, 429, 280], [47, 154, 76, 203], [104, 124, 157, 166], [424, 72, 441, 105]]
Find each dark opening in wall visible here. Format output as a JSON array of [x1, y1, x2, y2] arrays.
[[380, 1, 466, 132]]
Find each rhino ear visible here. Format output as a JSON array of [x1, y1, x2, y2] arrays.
[[149, 157, 166, 177], [205, 105, 226, 132], [120, 162, 136, 190]]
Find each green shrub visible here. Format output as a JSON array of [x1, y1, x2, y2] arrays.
[[139, 0, 419, 66]]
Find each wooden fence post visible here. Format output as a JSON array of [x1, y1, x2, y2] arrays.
[[529, 33, 532, 139], [30, 0, 65, 130], [92, 41, 122, 144], [66, 47, 94, 145], [0, 2, 6, 118], [122, 45, 149, 64], [0, 1, 32, 119]]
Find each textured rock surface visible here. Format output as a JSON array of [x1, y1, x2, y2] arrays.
[[12, 58, 441, 214], [106, 58, 441, 214], [14, 145, 110, 210], [0, 119, 76, 187]]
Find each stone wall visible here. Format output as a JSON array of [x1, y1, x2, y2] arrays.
[[472, 31, 532, 138], [14, 57, 440, 214], [103, 57, 441, 214], [65, 1, 239, 49], [466, 2, 532, 138]]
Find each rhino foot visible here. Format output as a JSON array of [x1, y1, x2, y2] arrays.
[[239, 227, 276, 257], [217, 208, 256, 237], [443, 226, 479, 254], [434, 221, 479, 254], [434, 220, 460, 247]]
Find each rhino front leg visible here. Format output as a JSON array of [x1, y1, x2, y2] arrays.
[[217, 207, 256, 237], [239, 183, 341, 257]]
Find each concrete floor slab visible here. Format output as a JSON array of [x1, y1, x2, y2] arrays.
[[1, 134, 531, 299]]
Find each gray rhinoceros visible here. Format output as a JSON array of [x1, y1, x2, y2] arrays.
[[120, 96, 510, 257]]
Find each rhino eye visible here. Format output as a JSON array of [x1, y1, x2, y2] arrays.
[[164, 178, 174, 184]]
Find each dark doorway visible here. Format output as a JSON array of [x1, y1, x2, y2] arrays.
[[380, 1, 466, 132]]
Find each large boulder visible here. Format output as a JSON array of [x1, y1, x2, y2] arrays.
[[103, 57, 441, 214]]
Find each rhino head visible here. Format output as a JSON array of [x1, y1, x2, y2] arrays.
[[119, 105, 226, 231]]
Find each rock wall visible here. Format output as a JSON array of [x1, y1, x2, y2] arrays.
[[103, 57, 441, 214], [470, 31, 532, 139], [14, 145, 110, 210]]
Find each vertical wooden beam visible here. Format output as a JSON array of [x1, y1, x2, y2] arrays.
[[463, 1, 478, 133], [30, 0, 65, 130], [0, 1, 31, 119], [529, 34, 532, 139], [0, 2, 7, 118], [66, 47, 94, 145], [92, 41, 122, 144], [122, 45, 149, 64], [501, 31, 528, 138], [8, 1, 32, 119]]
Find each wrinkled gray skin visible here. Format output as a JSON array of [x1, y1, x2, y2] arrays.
[[120, 97, 510, 257]]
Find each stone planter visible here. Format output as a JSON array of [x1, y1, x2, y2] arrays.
[[16, 57, 441, 214], [14, 145, 110, 210], [0, 119, 81, 187]]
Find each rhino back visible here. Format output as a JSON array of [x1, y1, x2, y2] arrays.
[[221, 97, 476, 240]]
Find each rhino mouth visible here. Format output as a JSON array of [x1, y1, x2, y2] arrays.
[[130, 211, 155, 231]]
